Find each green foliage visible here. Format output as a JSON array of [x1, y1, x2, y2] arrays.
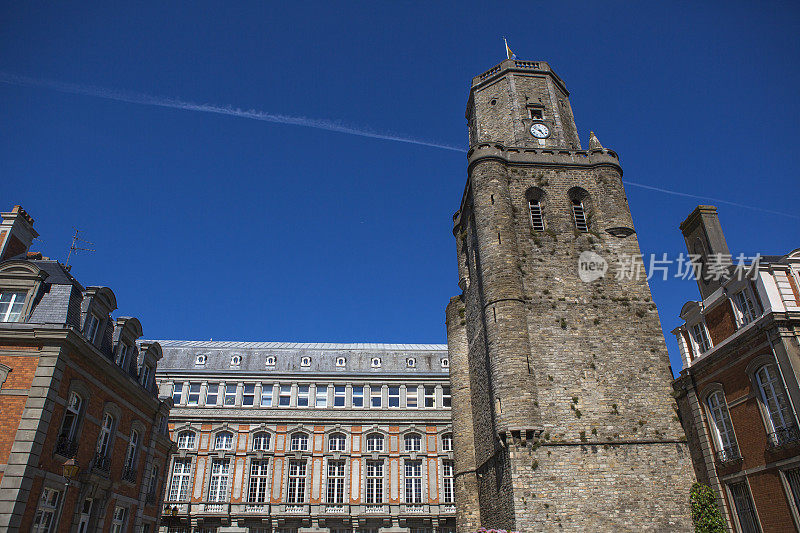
[[690, 483, 725, 533]]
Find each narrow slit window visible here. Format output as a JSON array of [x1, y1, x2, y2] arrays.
[[572, 198, 588, 232]]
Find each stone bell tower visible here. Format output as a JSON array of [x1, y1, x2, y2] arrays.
[[446, 59, 695, 532]]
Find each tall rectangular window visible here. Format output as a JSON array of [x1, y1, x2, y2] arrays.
[[208, 459, 231, 502], [334, 385, 346, 407], [187, 383, 201, 405], [247, 459, 270, 503], [242, 384, 255, 407], [404, 460, 423, 503], [109, 506, 127, 533], [224, 384, 237, 406], [529, 199, 545, 231], [260, 384, 273, 407], [279, 385, 292, 407], [424, 386, 436, 408], [691, 322, 712, 353], [571, 199, 588, 232], [205, 382, 219, 406], [366, 461, 383, 504], [32, 487, 60, 533], [84, 313, 100, 343], [733, 290, 758, 325], [77, 499, 92, 533], [756, 363, 794, 445], [172, 382, 184, 405], [442, 386, 451, 408], [326, 460, 346, 503], [785, 467, 800, 518], [168, 459, 192, 501], [58, 391, 83, 442], [352, 386, 364, 407], [297, 385, 310, 407], [96, 413, 114, 457], [0, 291, 26, 322], [287, 460, 307, 503], [316, 385, 328, 408], [371, 386, 382, 408], [729, 482, 761, 533], [388, 386, 400, 408], [406, 386, 418, 408], [442, 460, 454, 503]]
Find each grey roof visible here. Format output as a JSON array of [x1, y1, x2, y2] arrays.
[[151, 339, 449, 375]]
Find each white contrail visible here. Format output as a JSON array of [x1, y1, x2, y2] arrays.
[[0, 71, 465, 152], [1, 71, 795, 220], [622, 180, 798, 220]]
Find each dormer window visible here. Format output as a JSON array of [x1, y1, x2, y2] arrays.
[[336, 357, 346, 367], [0, 291, 26, 322], [115, 343, 130, 368], [371, 357, 382, 368], [265, 355, 276, 366], [300, 356, 311, 367], [140, 365, 152, 389], [441, 358, 450, 369], [406, 357, 416, 368], [195, 354, 207, 366], [230, 355, 241, 367], [84, 313, 101, 344], [733, 290, 758, 326]]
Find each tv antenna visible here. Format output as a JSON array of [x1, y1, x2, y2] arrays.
[[65, 228, 95, 269]]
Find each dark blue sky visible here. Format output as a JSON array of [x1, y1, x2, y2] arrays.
[[2, 1, 798, 375]]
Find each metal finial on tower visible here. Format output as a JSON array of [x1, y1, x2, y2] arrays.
[[65, 228, 95, 268]]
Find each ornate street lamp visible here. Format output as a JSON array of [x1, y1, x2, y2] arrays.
[[62, 458, 80, 485]]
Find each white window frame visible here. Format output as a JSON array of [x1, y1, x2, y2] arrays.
[[0, 291, 26, 322], [326, 459, 346, 503], [290, 432, 309, 452], [32, 486, 61, 533], [691, 322, 712, 353], [352, 385, 364, 408], [172, 382, 184, 405], [59, 392, 82, 442], [110, 506, 127, 533], [247, 459, 270, 503], [177, 430, 196, 450], [252, 432, 271, 451], [365, 460, 383, 504], [287, 459, 307, 503], [404, 460, 423, 503], [96, 413, 115, 457], [424, 386, 436, 408], [442, 433, 453, 452], [733, 290, 758, 326], [206, 382, 219, 406], [706, 390, 738, 461], [187, 382, 201, 406], [224, 384, 237, 406], [334, 385, 346, 407], [208, 458, 231, 502], [442, 386, 451, 408], [260, 383, 273, 407], [388, 386, 400, 408], [279, 384, 291, 407], [328, 433, 346, 452], [124, 429, 139, 470], [84, 313, 101, 344], [755, 363, 795, 441], [215, 431, 233, 451], [404, 433, 421, 452], [366, 433, 384, 452], [168, 458, 193, 501], [442, 460, 455, 503], [370, 385, 382, 408], [242, 383, 255, 407], [316, 385, 328, 408], [297, 385, 310, 407]]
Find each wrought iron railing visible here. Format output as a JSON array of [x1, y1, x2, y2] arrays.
[[768, 425, 800, 448], [54, 435, 79, 458], [121, 465, 137, 483], [716, 445, 742, 465], [91, 452, 111, 474]]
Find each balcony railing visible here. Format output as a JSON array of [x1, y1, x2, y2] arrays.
[[716, 445, 742, 465], [768, 425, 800, 448], [284, 504, 307, 514], [54, 436, 79, 458], [324, 504, 347, 514], [121, 466, 137, 483], [363, 504, 387, 514], [402, 504, 427, 514], [91, 452, 111, 474], [441, 504, 456, 514], [204, 503, 226, 513]]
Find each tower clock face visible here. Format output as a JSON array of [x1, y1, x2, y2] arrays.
[[530, 123, 550, 139]]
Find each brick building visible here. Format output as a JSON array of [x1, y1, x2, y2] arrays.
[[0, 205, 173, 532], [672, 205, 800, 532], [155, 341, 455, 533], [445, 58, 695, 531]]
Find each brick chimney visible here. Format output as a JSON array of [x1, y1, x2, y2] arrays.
[[0, 205, 39, 262]]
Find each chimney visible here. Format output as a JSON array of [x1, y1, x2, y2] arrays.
[[0, 205, 39, 262], [679, 205, 732, 300]]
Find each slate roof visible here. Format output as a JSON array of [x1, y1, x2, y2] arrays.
[[152, 339, 449, 375]]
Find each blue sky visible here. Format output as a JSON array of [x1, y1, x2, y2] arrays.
[[2, 1, 798, 375]]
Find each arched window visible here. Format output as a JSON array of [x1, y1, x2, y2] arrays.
[[366, 433, 384, 452], [706, 390, 738, 461], [525, 187, 546, 231], [252, 432, 271, 451], [441, 433, 453, 452], [404, 433, 421, 452], [215, 431, 233, 450], [567, 187, 590, 233], [328, 432, 346, 452], [124, 430, 139, 470], [406, 357, 416, 368], [177, 430, 196, 450], [290, 432, 309, 452], [58, 392, 83, 443], [96, 413, 115, 458], [371, 357, 382, 368], [755, 363, 795, 446], [441, 357, 449, 369]]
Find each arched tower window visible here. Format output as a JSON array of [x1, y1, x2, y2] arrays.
[[567, 187, 591, 233], [525, 187, 546, 231]]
